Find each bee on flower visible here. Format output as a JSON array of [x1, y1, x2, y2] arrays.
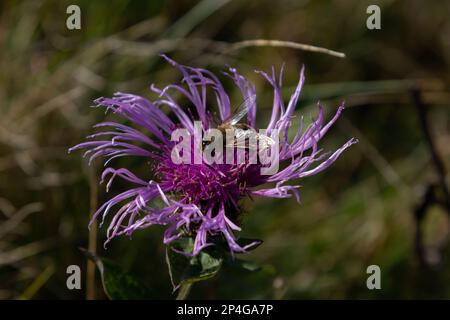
[[69, 55, 357, 256]]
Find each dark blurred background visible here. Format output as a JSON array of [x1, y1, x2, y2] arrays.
[[0, 0, 449, 299]]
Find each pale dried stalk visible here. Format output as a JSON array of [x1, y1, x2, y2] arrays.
[[86, 164, 98, 300], [225, 39, 346, 58]]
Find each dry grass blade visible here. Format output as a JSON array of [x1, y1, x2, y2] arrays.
[[338, 117, 403, 188], [86, 164, 98, 300], [0, 239, 52, 266], [225, 39, 346, 58], [19, 264, 55, 300], [162, 0, 231, 39], [0, 202, 43, 239], [17, 87, 85, 130], [0, 198, 16, 218]]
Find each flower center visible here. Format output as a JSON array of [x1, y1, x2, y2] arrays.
[[156, 155, 260, 206]]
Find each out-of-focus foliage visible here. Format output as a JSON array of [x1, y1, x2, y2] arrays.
[[0, 0, 449, 299]]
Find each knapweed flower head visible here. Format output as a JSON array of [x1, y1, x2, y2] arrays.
[[70, 54, 357, 256]]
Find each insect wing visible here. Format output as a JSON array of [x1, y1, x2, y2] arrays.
[[257, 133, 275, 151], [228, 94, 256, 126], [225, 128, 260, 150]]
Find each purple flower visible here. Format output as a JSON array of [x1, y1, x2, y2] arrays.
[[70, 55, 357, 256]]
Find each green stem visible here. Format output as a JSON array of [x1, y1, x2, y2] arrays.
[[176, 282, 193, 300]]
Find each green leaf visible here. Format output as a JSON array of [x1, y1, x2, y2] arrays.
[[165, 238, 222, 291], [212, 237, 263, 253], [81, 248, 155, 300], [226, 258, 262, 272], [236, 238, 263, 251]]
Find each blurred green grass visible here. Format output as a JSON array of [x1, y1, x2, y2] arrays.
[[0, 0, 449, 299]]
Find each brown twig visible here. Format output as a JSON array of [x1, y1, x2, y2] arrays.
[[414, 183, 438, 269], [412, 88, 450, 269]]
